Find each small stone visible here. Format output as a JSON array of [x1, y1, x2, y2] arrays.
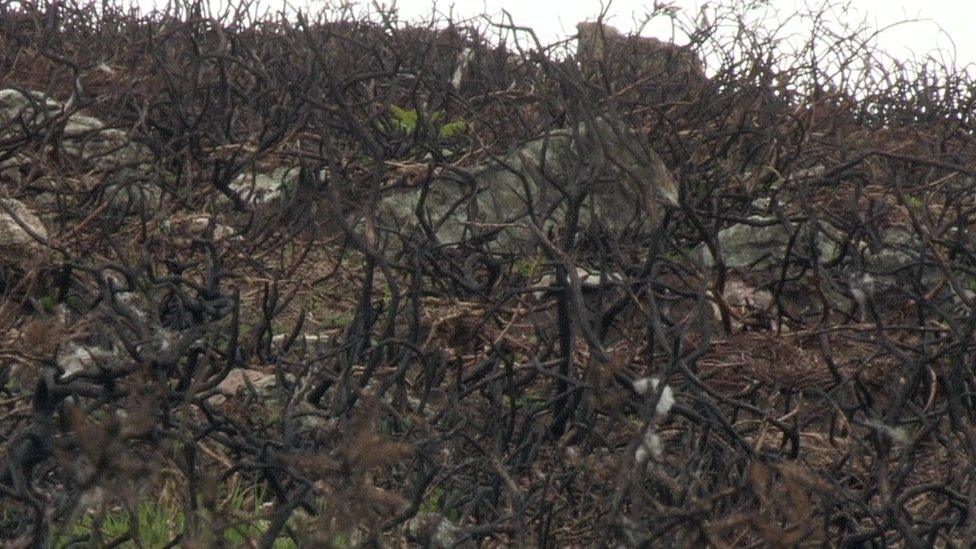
[[634, 429, 663, 463], [0, 198, 49, 265], [228, 167, 291, 206], [407, 512, 466, 549], [632, 377, 675, 416], [163, 214, 236, 243], [214, 368, 268, 397], [0, 88, 60, 124], [57, 343, 117, 380]]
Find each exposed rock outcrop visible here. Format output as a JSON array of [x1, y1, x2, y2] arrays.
[[576, 22, 707, 90], [377, 118, 679, 256], [0, 88, 60, 123], [694, 203, 963, 323], [0, 88, 152, 170], [693, 213, 841, 271]]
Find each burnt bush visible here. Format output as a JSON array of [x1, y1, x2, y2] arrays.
[[2, 0, 976, 546]]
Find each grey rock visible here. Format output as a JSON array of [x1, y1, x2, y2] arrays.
[[377, 118, 679, 256], [714, 278, 775, 331], [62, 114, 105, 135], [227, 166, 294, 207], [0, 88, 153, 170], [0, 153, 30, 180], [534, 267, 625, 299], [100, 177, 162, 218], [208, 369, 297, 405], [211, 368, 269, 402], [222, 166, 331, 214], [271, 332, 330, 346], [57, 343, 117, 380], [695, 215, 963, 319], [61, 114, 153, 169], [0, 88, 60, 125], [407, 513, 468, 549], [576, 22, 706, 85], [162, 214, 236, 243], [0, 197, 49, 266], [694, 215, 840, 271], [852, 229, 956, 313], [859, 230, 939, 288], [63, 126, 152, 169], [209, 368, 335, 430], [793, 164, 827, 180]]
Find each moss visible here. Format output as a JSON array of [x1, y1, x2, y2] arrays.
[[383, 105, 468, 144], [39, 294, 56, 312], [53, 484, 298, 547]]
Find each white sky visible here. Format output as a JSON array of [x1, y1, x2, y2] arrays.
[[351, 0, 976, 71], [141, 0, 976, 72]]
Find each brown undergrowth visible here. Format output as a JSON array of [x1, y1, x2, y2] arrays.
[[2, 0, 976, 546]]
